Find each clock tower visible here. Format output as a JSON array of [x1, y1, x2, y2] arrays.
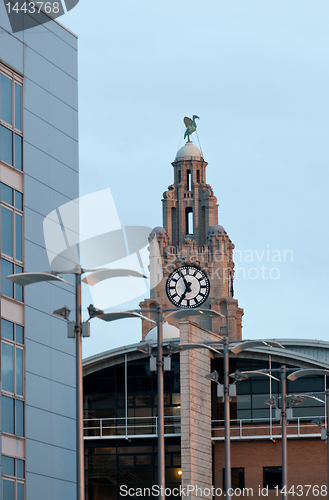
[[140, 139, 243, 340]]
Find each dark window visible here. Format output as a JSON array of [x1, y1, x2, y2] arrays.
[[263, 466, 282, 489], [0, 66, 23, 170], [197, 170, 200, 183], [186, 169, 191, 190], [223, 468, 245, 489], [185, 207, 193, 235]]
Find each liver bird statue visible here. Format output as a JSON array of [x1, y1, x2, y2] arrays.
[[184, 115, 199, 142]]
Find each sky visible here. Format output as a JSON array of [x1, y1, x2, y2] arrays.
[[59, 0, 329, 358]]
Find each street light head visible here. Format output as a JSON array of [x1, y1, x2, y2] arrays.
[[265, 396, 276, 406], [167, 342, 182, 355], [311, 418, 323, 428], [232, 370, 248, 382], [138, 342, 153, 355], [205, 370, 219, 383], [53, 306, 70, 320], [87, 304, 104, 319], [290, 396, 303, 407]]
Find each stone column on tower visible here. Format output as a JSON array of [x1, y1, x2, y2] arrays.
[[140, 141, 243, 340]]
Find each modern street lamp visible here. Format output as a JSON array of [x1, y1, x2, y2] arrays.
[[288, 368, 329, 499], [7, 266, 147, 500], [231, 364, 301, 500], [91, 305, 227, 499]]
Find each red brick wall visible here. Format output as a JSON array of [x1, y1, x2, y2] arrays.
[[214, 439, 327, 499]]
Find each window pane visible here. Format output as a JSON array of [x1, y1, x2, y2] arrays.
[[17, 481, 24, 500], [2, 479, 14, 500], [1, 206, 13, 257], [2, 395, 14, 434], [14, 134, 22, 171], [15, 191, 23, 211], [16, 399, 24, 437], [2, 342, 14, 393], [1, 259, 14, 297], [15, 83, 22, 131], [0, 125, 13, 165], [15, 265, 23, 302], [1, 183, 13, 205], [16, 325, 24, 345], [2, 455, 15, 476], [15, 213, 22, 261], [0, 74, 12, 125], [17, 459, 25, 479], [16, 347, 23, 396], [1, 319, 14, 341]]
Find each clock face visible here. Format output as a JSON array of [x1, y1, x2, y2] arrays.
[[166, 265, 210, 308]]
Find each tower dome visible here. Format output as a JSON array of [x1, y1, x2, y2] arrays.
[[175, 141, 203, 161], [208, 225, 226, 236], [150, 226, 167, 238]]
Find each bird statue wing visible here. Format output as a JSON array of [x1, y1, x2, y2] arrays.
[[184, 116, 193, 128]]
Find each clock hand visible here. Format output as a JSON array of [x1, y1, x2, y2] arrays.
[[178, 268, 188, 287]]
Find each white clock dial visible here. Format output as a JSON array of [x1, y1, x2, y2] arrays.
[[166, 265, 210, 308]]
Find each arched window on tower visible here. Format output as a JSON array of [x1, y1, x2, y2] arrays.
[[197, 170, 200, 183], [171, 207, 178, 244], [201, 206, 206, 244], [220, 301, 228, 333], [186, 170, 191, 191], [178, 170, 181, 183], [185, 207, 193, 236]]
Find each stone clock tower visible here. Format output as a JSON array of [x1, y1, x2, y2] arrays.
[[140, 140, 243, 340]]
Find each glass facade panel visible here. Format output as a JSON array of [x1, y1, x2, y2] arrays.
[[17, 481, 24, 500], [2, 395, 14, 434], [0, 125, 13, 165], [1, 206, 13, 257], [1, 259, 14, 298], [16, 460, 24, 479], [14, 191, 23, 211], [14, 83, 22, 131], [16, 325, 24, 345], [15, 213, 22, 261], [14, 265, 23, 302], [16, 399, 24, 437], [2, 479, 14, 500], [0, 74, 12, 125], [14, 134, 22, 171], [1, 183, 13, 205], [16, 347, 23, 396], [2, 342, 14, 393], [2, 456, 15, 476], [1, 318, 14, 341]]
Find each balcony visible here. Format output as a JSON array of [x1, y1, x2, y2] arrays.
[[83, 415, 324, 441], [212, 416, 324, 441], [83, 415, 181, 440]]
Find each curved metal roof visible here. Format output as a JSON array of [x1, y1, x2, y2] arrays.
[[83, 338, 329, 376]]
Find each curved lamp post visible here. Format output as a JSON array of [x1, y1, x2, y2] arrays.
[[288, 368, 329, 499], [7, 266, 147, 500], [90, 305, 226, 499]]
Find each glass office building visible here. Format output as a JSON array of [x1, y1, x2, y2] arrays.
[[0, 5, 78, 499]]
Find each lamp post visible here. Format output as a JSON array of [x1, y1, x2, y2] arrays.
[[93, 305, 226, 499], [287, 368, 329, 499], [7, 266, 147, 500]]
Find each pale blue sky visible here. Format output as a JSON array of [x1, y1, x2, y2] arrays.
[[61, 0, 329, 358]]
